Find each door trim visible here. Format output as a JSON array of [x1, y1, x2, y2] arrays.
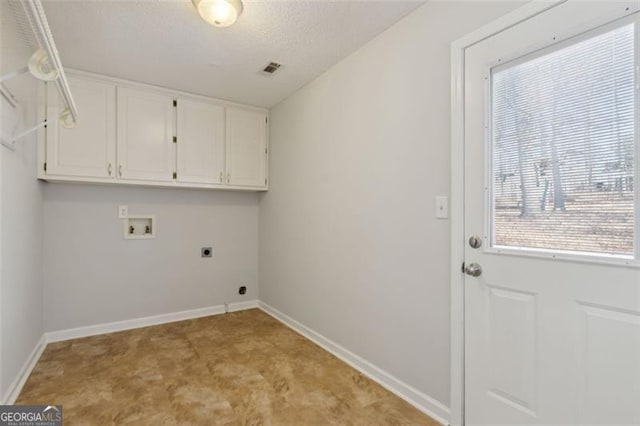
[[449, 2, 567, 424]]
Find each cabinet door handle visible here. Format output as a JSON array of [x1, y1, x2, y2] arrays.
[[108, 163, 112, 176], [227, 172, 230, 184], [219, 171, 224, 183], [118, 164, 122, 177]]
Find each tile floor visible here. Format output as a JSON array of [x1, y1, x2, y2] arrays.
[[17, 309, 438, 425]]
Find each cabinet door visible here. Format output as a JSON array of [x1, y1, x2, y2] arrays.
[[226, 107, 267, 187], [117, 87, 174, 182], [46, 76, 116, 178], [176, 98, 225, 184]]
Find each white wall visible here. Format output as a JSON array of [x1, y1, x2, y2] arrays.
[[259, 1, 522, 411], [43, 184, 258, 332], [1, 1, 45, 400]]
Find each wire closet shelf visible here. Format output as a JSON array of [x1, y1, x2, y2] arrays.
[[0, 0, 78, 151]]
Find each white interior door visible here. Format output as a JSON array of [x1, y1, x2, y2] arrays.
[[464, 2, 640, 425], [46, 75, 115, 179], [226, 107, 267, 187], [176, 98, 225, 184], [116, 87, 174, 182]]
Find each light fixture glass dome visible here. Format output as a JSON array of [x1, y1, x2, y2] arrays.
[[193, 0, 243, 28]]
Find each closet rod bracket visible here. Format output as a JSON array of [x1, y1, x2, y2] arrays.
[[0, 49, 60, 85], [1, 109, 76, 152]]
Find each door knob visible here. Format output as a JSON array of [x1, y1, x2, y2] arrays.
[[465, 263, 482, 277]]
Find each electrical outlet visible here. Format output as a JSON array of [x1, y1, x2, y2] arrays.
[[201, 247, 213, 258], [118, 205, 128, 219]]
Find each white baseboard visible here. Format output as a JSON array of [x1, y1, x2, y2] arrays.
[[1, 334, 47, 405], [46, 300, 259, 343], [227, 300, 260, 313], [258, 301, 451, 425]]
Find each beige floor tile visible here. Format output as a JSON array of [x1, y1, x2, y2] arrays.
[[16, 309, 437, 425]]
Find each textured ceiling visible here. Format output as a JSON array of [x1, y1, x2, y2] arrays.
[[41, 0, 424, 108]]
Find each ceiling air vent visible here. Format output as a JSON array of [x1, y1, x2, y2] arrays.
[[262, 62, 282, 75]]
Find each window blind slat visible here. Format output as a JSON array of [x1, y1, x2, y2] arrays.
[[491, 23, 636, 257]]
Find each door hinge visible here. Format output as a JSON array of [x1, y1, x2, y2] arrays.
[[173, 172, 177, 179], [265, 117, 268, 124], [173, 99, 177, 107], [173, 136, 177, 143], [461, 261, 465, 273], [265, 178, 267, 185], [43, 162, 47, 172], [265, 147, 268, 154]]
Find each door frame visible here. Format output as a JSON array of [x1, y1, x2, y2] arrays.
[[449, 2, 567, 424]]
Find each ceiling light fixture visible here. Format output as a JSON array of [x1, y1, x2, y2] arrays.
[[192, 0, 243, 28]]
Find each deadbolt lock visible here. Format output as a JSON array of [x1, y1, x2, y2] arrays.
[[469, 235, 482, 249]]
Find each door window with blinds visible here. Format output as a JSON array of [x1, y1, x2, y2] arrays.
[[490, 18, 637, 259]]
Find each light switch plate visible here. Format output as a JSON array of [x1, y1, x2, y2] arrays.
[[435, 196, 448, 219], [118, 205, 128, 219]]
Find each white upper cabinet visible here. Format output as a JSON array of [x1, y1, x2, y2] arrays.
[[46, 75, 115, 179], [40, 71, 268, 191], [226, 107, 267, 188], [176, 98, 225, 185], [117, 87, 175, 182]]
